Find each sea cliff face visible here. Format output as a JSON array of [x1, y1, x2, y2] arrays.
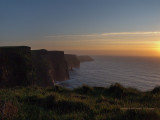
[[0, 46, 70, 87], [0, 46, 93, 87], [31, 49, 53, 87], [48, 51, 69, 81], [0, 46, 32, 87], [64, 54, 80, 70], [32, 50, 69, 87]]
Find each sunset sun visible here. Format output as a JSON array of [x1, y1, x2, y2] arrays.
[[154, 41, 160, 53]]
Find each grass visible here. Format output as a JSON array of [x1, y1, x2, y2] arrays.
[[0, 83, 160, 120]]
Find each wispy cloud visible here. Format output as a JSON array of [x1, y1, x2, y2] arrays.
[[101, 32, 160, 36], [45, 34, 96, 38], [45, 31, 160, 38]]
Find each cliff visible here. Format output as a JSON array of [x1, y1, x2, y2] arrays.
[[0, 46, 86, 87], [31, 49, 53, 86], [48, 51, 69, 81], [64, 54, 80, 70], [0, 47, 70, 87], [0, 46, 32, 87], [32, 50, 69, 87], [77, 55, 94, 62]]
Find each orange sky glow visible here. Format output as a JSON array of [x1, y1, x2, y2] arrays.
[[2, 32, 160, 57]]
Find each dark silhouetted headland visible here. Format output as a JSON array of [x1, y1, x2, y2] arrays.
[[77, 55, 94, 62], [64, 54, 80, 70], [0, 46, 94, 87], [0, 46, 70, 87]]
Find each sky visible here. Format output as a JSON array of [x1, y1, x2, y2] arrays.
[[1, 0, 160, 56]]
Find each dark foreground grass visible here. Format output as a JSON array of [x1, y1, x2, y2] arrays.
[[0, 83, 160, 120]]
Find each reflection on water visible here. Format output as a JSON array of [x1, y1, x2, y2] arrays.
[[56, 56, 160, 91]]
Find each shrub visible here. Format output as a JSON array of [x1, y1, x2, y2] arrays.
[[47, 85, 69, 92], [108, 83, 125, 98], [74, 85, 93, 94], [24, 95, 42, 105], [117, 110, 160, 120], [54, 100, 92, 114], [152, 86, 160, 94], [43, 95, 56, 109]]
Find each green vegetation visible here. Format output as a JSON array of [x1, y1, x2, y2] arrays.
[[0, 83, 160, 120]]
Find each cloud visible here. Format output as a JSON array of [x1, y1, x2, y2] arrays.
[[101, 32, 160, 36], [45, 34, 96, 38], [45, 31, 160, 38]]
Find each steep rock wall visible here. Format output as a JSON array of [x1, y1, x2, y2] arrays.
[[64, 54, 80, 70], [0, 47, 70, 87], [32, 50, 69, 86], [48, 51, 69, 81], [0, 46, 32, 87], [31, 49, 53, 87]]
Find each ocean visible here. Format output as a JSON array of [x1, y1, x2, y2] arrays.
[[57, 56, 160, 91]]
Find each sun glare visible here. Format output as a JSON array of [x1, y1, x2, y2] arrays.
[[154, 41, 160, 55]]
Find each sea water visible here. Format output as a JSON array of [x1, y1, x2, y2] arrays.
[[57, 56, 160, 91]]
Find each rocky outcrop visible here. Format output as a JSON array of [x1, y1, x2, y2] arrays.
[[64, 54, 80, 70], [0, 46, 32, 87], [32, 50, 69, 87], [77, 56, 94, 62]]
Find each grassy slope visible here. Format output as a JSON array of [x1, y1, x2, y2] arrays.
[[0, 83, 160, 120]]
